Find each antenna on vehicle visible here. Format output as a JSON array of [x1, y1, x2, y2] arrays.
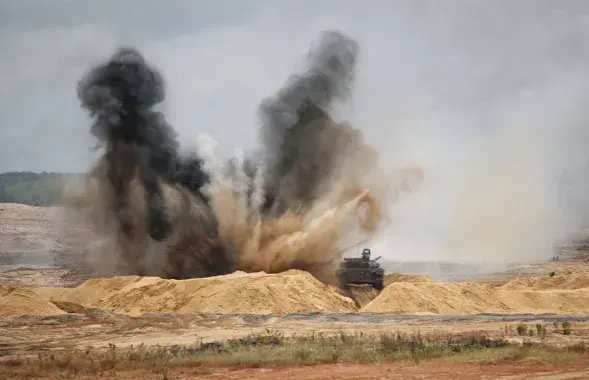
[[357, 214, 361, 255], [337, 238, 370, 257]]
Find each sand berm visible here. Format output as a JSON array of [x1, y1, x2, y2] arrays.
[[3, 270, 589, 317]]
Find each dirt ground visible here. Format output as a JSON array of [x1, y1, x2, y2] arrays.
[[2, 310, 589, 363], [174, 365, 589, 380], [0, 203, 92, 287], [2, 203, 589, 379], [12, 363, 589, 380], [2, 312, 588, 380]]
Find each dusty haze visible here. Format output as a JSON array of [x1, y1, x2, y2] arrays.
[[364, 2, 589, 271], [3, 2, 589, 278], [66, 31, 424, 284]]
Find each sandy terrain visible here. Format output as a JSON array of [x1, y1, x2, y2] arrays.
[[2, 269, 589, 318], [1, 311, 589, 356], [1, 310, 589, 380], [12, 363, 589, 380], [0, 203, 92, 287], [168, 364, 589, 380], [3, 203, 589, 379]]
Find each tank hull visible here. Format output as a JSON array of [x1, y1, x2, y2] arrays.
[[336, 267, 384, 290]]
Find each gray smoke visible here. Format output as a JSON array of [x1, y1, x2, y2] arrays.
[[73, 30, 378, 280], [258, 30, 362, 215]]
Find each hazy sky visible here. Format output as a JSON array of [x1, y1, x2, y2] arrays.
[[2, 0, 588, 173], [4, 1, 589, 264]]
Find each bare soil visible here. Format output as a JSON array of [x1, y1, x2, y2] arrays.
[[127, 364, 589, 380], [6, 363, 589, 380], [2, 203, 589, 379], [1, 312, 588, 357], [0, 203, 92, 287]]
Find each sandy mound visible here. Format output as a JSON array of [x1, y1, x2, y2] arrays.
[[346, 284, 380, 308], [362, 282, 513, 314], [361, 282, 589, 315], [384, 273, 434, 286], [50, 300, 95, 314], [0, 284, 66, 317], [46, 270, 356, 316], [32, 286, 75, 301], [22, 270, 589, 317], [342, 274, 434, 308], [501, 289, 589, 314], [500, 271, 589, 291]]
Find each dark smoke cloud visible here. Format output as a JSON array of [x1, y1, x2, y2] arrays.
[[258, 30, 359, 215], [77, 47, 210, 242], [73, 30, 377, 281]]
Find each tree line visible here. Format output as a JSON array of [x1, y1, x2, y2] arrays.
[[0, 171, 84, 206]]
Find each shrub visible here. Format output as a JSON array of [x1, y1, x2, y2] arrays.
[[516, 324, 528, 336]]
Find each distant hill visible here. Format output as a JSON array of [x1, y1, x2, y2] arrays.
[[0, 171, 84, 206]]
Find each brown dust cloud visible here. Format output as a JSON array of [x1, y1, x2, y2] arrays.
[[64, 30, 423, 286]]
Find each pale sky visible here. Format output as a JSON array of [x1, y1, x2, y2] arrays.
[[4, 0, 589, 263], [3, 0, 589, 173]]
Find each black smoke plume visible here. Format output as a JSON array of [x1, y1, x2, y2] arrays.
[[71, 30, 392, 282], [258, 31, 359, 215]]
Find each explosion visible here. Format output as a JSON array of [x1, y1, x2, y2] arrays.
[[67, 30, 422, 285]]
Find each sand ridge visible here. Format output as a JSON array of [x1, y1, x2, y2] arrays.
[[0, 284, 66, 317], [0, 270, 587, 317], [499, 271, 589, 291], [32, 286, 75, 301], [33, 270, 356, 316], [361, 279, 589, 315], [384, 273, 434, 286], [345, 274, 434, 308]]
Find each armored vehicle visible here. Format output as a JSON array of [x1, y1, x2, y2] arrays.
[[336, 248, 385, 290]]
